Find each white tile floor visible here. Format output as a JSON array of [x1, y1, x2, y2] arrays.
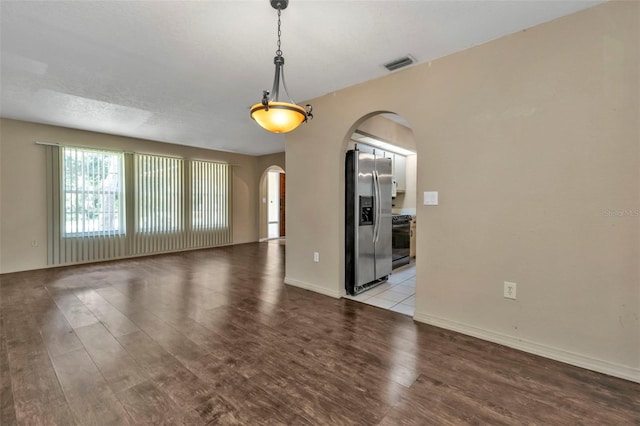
[[344, 263, 416, 316]]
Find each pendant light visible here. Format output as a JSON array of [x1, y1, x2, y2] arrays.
[[250, 0, 313, 133]]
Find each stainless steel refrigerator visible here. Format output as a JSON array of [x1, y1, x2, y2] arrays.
[[345, 148, 392, 295]]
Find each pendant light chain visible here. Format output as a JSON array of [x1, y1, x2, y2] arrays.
[[276, 9, 282, 57]]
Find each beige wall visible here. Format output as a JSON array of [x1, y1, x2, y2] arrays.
[[255, 152, 285, 177], [285, 2, 639, 381], [0, 118, 264, 273]]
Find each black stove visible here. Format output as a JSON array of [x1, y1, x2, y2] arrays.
[[392, 214, 413, 225], [391, 215, 412, 268]]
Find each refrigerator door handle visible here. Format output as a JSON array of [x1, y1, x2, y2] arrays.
[[373, 169, 381, 243], [377, 170, 382, 243], [372, 170, 378, 242]]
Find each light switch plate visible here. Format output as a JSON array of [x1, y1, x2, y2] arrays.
[[504, 282, 517, 299], [423, 191, 438, 205]]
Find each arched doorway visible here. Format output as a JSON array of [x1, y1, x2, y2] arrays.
[[259, 166, 286, 241], [342, 112, 418, 316]]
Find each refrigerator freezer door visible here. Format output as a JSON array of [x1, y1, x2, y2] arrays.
[[356, 152, 376, 286]]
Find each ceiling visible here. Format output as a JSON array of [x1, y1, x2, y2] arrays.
[[1, 0, 603, 156]]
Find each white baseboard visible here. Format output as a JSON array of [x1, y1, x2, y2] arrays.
[[283, 277, 342, 299], [413, 311, 640, 384]]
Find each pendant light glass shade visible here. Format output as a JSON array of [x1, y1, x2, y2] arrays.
[[250, 0, 312, 133], [250, 101, 307, 134]]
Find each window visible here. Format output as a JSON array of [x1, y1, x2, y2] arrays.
[[135, 154, 184, 233], [191, 160, 229, 231], [46, 145, 232, 265], [62, 147, 124, 236]]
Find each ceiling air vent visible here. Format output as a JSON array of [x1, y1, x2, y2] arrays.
[[383, 55, 415, 72]]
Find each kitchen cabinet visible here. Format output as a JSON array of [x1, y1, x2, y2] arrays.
[[393, 154, 407, 192]]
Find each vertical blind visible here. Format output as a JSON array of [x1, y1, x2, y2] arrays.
[[135, 154, 183, 233], [47, 146, 126, 264], [191, 160, 229, 231], [131, 154, 185, 254], [190, 160, 231, 247], [46, 146, 232, 265]]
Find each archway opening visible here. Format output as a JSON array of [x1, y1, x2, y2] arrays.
[[342, 112, 418, 316], [259, 165, 285, 241]]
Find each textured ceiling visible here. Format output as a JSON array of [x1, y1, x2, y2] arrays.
[[1, 0, 603, 156]]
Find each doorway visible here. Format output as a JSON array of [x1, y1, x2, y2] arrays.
[[343, 112, 417, 316], [267, 170, 286, 239]]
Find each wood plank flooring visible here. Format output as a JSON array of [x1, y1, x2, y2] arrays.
[[1, 241, 638, 425]]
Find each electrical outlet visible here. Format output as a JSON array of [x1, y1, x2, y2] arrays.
[[313, 252, 319, 263], [504, 282, 517, 300]]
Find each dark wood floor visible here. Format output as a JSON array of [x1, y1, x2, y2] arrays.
[[1, 241, 638, 425]]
